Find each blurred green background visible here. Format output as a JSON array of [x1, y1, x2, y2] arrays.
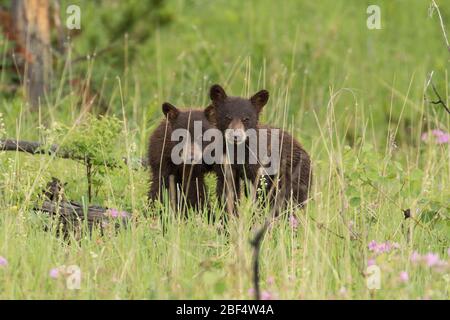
[[1, 0, 449, 153], [0, 0, 449, 300]]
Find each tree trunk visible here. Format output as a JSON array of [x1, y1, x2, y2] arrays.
[[11, 0, 52, 108]]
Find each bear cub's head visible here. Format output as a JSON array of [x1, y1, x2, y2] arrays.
[[204, 84, 269, 145], [162, 102, 213, 165]]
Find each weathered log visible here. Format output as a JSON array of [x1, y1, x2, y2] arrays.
[[36, 199, 129, 231], [32, 177, 130, 236], [0, 139, 149, 168], [0, 138, 66, 157]]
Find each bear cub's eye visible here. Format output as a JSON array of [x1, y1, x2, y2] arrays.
[[242, 117, 249, 123], [225, 115, 232, 121]]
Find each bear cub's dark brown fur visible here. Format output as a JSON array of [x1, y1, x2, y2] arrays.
[[148, 103, 213, 211], [204, 84, 312, 210]]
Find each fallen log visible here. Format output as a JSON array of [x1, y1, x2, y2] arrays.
[[0, 138, 149, 168], [0, 138, 69, 158], [35, 199, 130, 233], [33, 177, 130, 236]]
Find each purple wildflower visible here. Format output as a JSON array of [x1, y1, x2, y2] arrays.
[[368, 240, 378, 251], [105, 208, 129, 218], [109, 208, 119, 218], [368, 241, 399, 254], [49, 268, 60, 279], [377, 242, 389, 253], [0, 256, 7, 267], [367, 258, 376, 267]]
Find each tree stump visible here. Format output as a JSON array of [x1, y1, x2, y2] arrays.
[[11, 0, 52, 108]]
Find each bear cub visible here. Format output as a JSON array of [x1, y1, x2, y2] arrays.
[[204, 84, 312, 210], [148, 103, 213, 211]]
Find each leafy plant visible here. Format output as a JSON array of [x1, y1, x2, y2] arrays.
[[42, 115, 123, 201]]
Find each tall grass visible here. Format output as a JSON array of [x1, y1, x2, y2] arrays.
[[0, 0, 449, 299]]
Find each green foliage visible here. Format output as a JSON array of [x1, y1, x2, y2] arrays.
[[39, 115, 123, 167], [0, 0, 449, 299], [38, 115, 123, 198], [59, 115, 122, 166]]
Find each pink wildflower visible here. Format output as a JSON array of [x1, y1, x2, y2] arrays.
[[367, 258, 376, 267], [377, 242, 389, 253], [105, 208, 129, 218], [0, 256, 7, 267], [399, 271, 409, 283], [108, 208, 119, 218], [261, 291, 273, 300], [49, 268, 60, 279], [421, 129, 450, 145], [368, 240, 378, 251], [368, 241, 399, 254], [424, 253, 440, 267]]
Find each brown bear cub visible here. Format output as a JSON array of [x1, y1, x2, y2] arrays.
[[148, 103, 214, 211], [204, 84, 312, 212]]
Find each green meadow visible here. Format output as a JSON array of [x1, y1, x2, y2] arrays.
[[0, 0, 449, 299]]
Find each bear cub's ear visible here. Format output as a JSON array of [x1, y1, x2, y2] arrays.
[[162, 102, 179, 121], [204, 105, 216, 125], [250, 89, 269, 112], [209, 84, 227, 103]]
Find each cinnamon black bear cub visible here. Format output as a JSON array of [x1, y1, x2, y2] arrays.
[[148, 103, 213, 211], [204, 84, 312, 210]]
